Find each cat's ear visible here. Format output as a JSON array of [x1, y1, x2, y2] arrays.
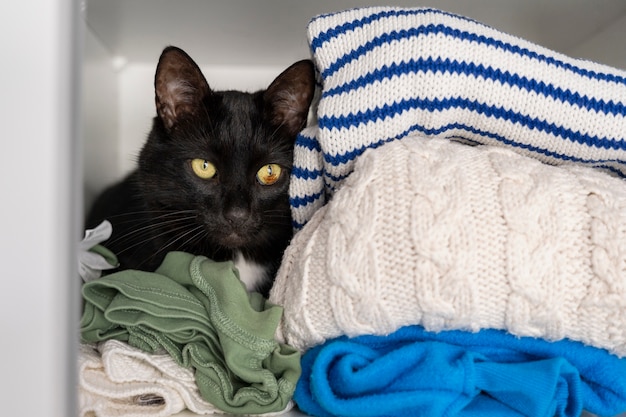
[[264, 59, 315, 137], [154, 46, 211, 130]]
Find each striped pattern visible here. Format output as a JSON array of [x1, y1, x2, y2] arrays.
[[290, 7, 626, 229]]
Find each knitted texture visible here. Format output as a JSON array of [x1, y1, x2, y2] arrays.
[[290, 6, 626, 229], [78, 340, 223, 417], [270, 136, 626, 355]]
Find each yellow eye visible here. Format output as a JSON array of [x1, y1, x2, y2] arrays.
[[191, 159, 216, 179], [256, 164, 282, 185]]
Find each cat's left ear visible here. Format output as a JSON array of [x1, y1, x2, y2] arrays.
[[264, 59, 316, 137], [154, 46, 211, 131]]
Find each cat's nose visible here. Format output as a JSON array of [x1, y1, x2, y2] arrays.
[[224, 207, 250, 226]]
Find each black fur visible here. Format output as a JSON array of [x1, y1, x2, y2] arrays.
[[86, 46, 315, 296]]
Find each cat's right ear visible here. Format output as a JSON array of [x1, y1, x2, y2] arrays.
[[264, 59, 316, 138], [154, 46, 211, 130]]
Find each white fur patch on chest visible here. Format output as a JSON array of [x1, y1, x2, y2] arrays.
[[233, 251, 268, 292]]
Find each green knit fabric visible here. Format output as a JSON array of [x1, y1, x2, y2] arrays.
[[80, 251, 300, 414]]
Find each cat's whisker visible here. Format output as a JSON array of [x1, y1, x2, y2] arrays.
[[181, 227, 209, 250], [267, 119, 287, 143], [263, 210, 290, 217], [262, 208, 289, 213], [105, 214, 198, 247], [112, 219, 198, 255], [200, 109, 217, 142], [136, 224, 206, 269], [161, 224, 205, 254], [262, 212, 291, 223], [262, 220, 290, 225], [262, 212, 291, 218], [96, 210, 197, 229], [99, 208, 196, 219]]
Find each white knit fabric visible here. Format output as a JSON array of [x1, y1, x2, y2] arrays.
[[78, 341, 295, 417], [271, 136, 626, 355], [290, 7, 626, 229], [78, 341, 220, 417]]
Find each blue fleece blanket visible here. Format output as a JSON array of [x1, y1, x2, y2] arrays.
[[295, 326, 626, 417]]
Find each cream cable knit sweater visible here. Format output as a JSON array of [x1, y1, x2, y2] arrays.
[[270, 137, 626, 356]]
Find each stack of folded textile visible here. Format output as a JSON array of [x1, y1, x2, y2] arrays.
[[270, 6, 626, 417], [79, 340, 222, 417], [78, 232, 300, 417]]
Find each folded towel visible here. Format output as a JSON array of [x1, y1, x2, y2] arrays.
[[78, 340, 222, 417], [290, 7, 626, 229], [271, 137, 626, 356], [81, 252, 300, 415], [295, 326, 626, 417]]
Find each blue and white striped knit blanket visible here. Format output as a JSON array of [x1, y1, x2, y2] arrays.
[[290, 7, 626, 229]]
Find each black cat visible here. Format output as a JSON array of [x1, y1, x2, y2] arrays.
[[86, 46, 315, 296]]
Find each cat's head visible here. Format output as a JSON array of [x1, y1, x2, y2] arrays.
[[137, 46, 315, 258]]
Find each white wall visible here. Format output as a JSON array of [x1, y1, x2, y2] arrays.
[[82, 27, 120, 208], [569, 14, 626, 71], [0, 0, 79, 416]]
